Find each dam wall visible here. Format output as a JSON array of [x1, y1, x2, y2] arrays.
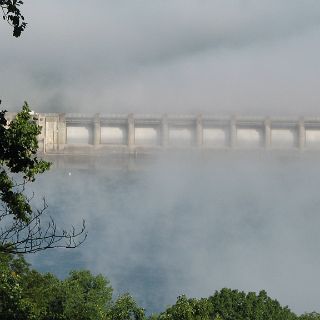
[[6, 112, 320, 156]]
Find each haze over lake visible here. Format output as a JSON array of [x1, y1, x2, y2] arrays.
[[28, 154, 320, 314]]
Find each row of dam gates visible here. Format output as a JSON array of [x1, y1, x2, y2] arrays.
[[7, 112, 320, 156]]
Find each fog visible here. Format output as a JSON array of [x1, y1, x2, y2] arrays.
[[1, 1, 320, 115], [2, 0, 320, 315], [27, 154, 320, 314]]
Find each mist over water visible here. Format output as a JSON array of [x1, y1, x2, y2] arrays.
[[27, 154, 320, 314]]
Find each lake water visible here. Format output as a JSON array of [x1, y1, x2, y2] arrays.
[[27, 153, 320, 315]]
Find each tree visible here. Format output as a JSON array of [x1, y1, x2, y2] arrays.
[[207, 288, 296, 320], [1, 0, 26, 37], [0, 253, 115, 320], [107, 293, 146, 320], [62, 270, 113, 320], [156, 295, 212, 320], [157, 289, 297, 320], [0, 253, 36, 319], [0, 101, 87, 254]]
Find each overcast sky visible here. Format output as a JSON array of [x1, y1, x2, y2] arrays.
[[1, 0, 320, 115]]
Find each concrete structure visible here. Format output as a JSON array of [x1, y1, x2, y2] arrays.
[[6, 112, 320, 156]]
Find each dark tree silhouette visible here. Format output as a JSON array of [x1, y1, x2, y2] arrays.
[[1, 0, 26, 37]]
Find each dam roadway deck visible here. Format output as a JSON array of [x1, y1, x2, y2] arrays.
[[6, 112, 320, 167]]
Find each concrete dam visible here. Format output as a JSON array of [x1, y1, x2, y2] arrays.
[[6, 112, 320, 167]]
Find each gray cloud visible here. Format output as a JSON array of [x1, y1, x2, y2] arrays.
[[1, 0, 320, 114]]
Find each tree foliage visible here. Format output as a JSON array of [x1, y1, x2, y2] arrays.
[[0, 101, 50, 222], [0, 253, 36, 319], [1, 253, 320, 319], [107, 293, 146, 320], [0, 101, 87, 254], [0, 0, 26, 37], [62, 270, 113, 320], [156, 289, 297, 320], [0, 253, 146, 320]]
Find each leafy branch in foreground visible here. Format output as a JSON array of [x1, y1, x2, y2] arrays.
[[0, 102, 50, 223], [0, 101, 87, 254], [0, 0, 26, 37]]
